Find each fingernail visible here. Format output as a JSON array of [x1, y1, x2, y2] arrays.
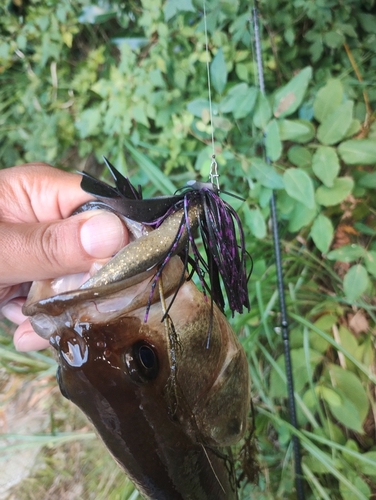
[[80, 211, 127, 259]]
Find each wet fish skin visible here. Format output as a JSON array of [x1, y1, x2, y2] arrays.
[[23, 204, 251, 500], [51, 266, 248, 499]]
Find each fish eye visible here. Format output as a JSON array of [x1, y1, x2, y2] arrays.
[[138, 344, 156, 370], [125, 341, 159, 384]]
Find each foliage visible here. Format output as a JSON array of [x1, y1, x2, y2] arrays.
[[1, 0, 376, 498]]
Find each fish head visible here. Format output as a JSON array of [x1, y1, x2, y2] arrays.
[[25, 252, 249, 445], [24, 255, 249, 499]]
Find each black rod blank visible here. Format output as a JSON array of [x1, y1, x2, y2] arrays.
[[251, 4, 305, 499]]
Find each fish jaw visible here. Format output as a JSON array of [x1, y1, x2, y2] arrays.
[[27, 254, 249, 451]]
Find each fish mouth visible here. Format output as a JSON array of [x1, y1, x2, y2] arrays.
[[23, 201, 198, 341], [22, 253, 184, 342]]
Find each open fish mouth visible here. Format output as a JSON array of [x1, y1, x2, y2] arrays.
[[23, 202, 200, 341], [24, 252, 187, 342]]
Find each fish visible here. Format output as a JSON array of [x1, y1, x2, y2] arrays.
[[23, 162, 252, 500]]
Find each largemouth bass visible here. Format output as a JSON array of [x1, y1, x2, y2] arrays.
[[23, 163, 252, 499]]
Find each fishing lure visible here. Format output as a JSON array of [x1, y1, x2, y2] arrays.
[[79, 157, 251, 317]]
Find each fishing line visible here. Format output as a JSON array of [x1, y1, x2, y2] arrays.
[[203, 0, 220, 190], [251, 3, 305, 499]]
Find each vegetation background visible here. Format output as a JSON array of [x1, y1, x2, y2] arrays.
[[0, 0, 376, 498]]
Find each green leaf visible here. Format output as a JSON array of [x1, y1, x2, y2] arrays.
[[357, 451, 376, 476], [364, 251, 376, 277], [328, 364, 369, 423], [220, 84, 244, 113], [319, 386, 342, 407], [210, 48, 227, 94], [323, 387, 364, 433], [259, 187, 272, 208], [187, 99, 217, 118], [252, 92, 272, 129], [270, 348, 322, 397], [243, 205, 266, 239], [265, 119, 282, 161], [354, 337, 375, 369], [357, 13, 376, 33], [303, 452, 333, 475], [287, 146, 312, 169], [317, 101, 354, 145], [312, 146, 340, 187], [75, 107, 102, 138], [163, 0, 195, 21], [343, 265, 369, 302], [340, 474, 371, 500], [310, 315, 334, 353], [358, 172, 376, 188], [324, 31, 345, 49], [235, 62, 248, 81], [313, 79, 344, 123], [310, 39, 323, 63], [338, 139, 376, 165], [284, 27, 294, 46], [354, 222, 376, 236], [132, 103, 149, 127], [78, 6, 116, 24], [249, 158, 284, 189], [340, 23, 358, 38], [283, 168, 315, 209], [273, 66, 312, 118], [278, 119, 315, 143], [310, 214, 333, 253], [212, 116, 233, 131], [220, 84, 257, 119], [269, 364, 286, 399], [315, 177, 354, 206], [288, 202, 316, 232], [342, 439, 360, 467], [345, 119, 361, 138], [234, 95, 257, 119], [195, 146, 212, 175], [314, 314, 337, 332], [327, 244, 366, 262], [277, 191, 296, 216], [338, 325, 359, 355]]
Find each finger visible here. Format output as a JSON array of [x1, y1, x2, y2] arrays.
[[0, 283, 32, 310], [0, 163, 94, 223], [1, 299, 49, 351], [14, 320, 50, 351], [1, 298, 26, 325], [0, 210, 129, 285]]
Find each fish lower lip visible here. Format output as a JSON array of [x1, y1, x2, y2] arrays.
[[29, 313, 59, 340]]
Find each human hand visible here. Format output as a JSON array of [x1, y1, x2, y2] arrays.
[[0, 163, 128, 351]]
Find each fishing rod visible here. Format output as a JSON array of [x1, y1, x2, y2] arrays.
[[251, 4, 305, 499]]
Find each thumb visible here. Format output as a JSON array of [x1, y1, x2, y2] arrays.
[[1, 210, 129, 285]]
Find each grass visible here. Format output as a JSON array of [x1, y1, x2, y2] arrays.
[[0, 174, 375, 500], [0, 320, 140, 500]]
